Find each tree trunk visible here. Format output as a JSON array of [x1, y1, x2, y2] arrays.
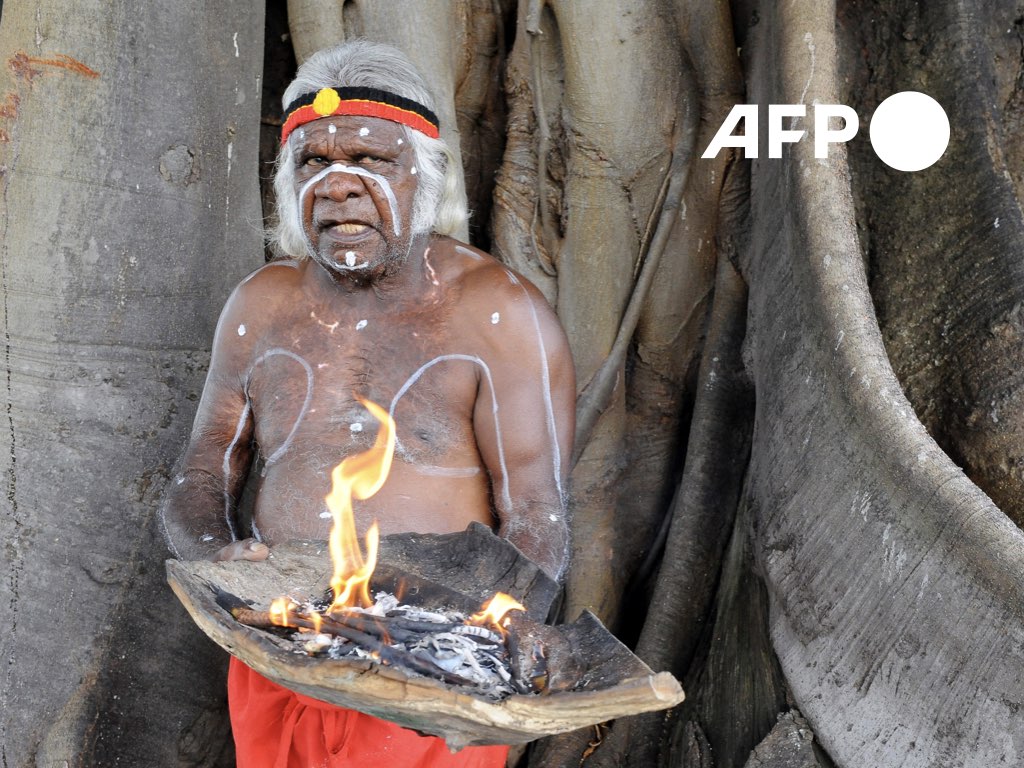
[[0, 1, 264, 763], [737, 1, 1024, 764], [6, 1, 1024, 766]]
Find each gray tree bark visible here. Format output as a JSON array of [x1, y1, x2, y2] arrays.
[[5, 0, 1024, 766], [0, 0, 264, 764]]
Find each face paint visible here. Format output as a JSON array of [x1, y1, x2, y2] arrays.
[[490, 312, 500, 325], [328, 124, 337, 134], [237, 324, 247, 336], [298, 163, 403, 237], [355, 319, 368, 331]]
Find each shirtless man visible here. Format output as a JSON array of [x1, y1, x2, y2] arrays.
[[161, 40, 574, 767]]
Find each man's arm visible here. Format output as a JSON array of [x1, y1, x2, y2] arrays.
[[472, 272, 575, 581], [159, 290, 265, 562]]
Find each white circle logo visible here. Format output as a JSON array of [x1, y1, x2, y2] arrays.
[[868, 91, 950, 172]]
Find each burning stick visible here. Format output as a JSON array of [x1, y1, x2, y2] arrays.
[[215, 587, 478, 686]]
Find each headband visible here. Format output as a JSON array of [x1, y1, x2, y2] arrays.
[[281, 86, 440, 145]]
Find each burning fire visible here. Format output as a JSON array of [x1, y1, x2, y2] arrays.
[[261, 397, 529, 657], [326, 397, 395, 611], [469, 592, 526, 632]]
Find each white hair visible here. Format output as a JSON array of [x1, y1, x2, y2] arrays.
[[271, 40, 467, 258]]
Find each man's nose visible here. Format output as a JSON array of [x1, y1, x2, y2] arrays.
[[315, 166, 366, 201]]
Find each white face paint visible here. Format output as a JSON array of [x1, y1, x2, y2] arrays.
[[345, 251, 356, 267], [410, 166, 417, 175], [359, 127, 370, 136], [237, 324, 247, 336], [355, 319, 368, 331], [350, 422, 363, 432], [490, 312, 500, 325], [328, 124, 337, 134], [298, 163, 402, 238], [397, 138, 404, 145]]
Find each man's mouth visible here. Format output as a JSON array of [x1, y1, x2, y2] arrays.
[[321, 221, 377, 243]]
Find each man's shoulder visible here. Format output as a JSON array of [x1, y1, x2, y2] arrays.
[[215, 259, 304, 338], [234, 258, 304, 295], [434, 238, 542, 308], [431, 237, 565, 346]]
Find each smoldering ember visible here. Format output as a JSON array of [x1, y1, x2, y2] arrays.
[[219, 586, 543, 700]]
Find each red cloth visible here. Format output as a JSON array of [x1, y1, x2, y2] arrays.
[[228, 658, 510, 768]]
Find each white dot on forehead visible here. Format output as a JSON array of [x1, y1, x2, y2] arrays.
[[490, 312, 500, 325], [355, 319, 368, 331], [350, 422, 363, 432], [319, 510, 331, 519], [237, 324, 246, 336], [359, 127, 369, 136], [327, 124, 337, 134]]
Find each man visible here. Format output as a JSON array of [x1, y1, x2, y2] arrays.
[[160, 40, 575, 767]]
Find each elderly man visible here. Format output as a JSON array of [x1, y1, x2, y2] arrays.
[[161, 40, 574, 767]]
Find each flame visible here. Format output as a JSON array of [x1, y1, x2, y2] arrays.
[[270, 597, 294, 627], [469, 592, 526, 632], [326, 397, 396, 611]]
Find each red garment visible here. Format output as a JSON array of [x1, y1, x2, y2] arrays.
[[228, 658, 510, 768]]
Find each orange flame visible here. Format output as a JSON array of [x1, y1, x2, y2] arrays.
[[469, 592, 526, 632], [270, 597, 294, 627], [326, 397, 396, 611]]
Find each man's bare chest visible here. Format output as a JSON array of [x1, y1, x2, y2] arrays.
[[240, 310, 483, 461]]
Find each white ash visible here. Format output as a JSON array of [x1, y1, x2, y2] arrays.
[[280, 591, 523, 699]]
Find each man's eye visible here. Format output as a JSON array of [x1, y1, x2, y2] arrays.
[[302, 155, 329, 167], [355, 154, 385, 165]]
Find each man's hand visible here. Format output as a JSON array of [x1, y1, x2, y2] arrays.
[[212, 538, 270, 562]]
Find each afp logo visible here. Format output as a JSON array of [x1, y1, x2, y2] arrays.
[[701, 91, 950, 172]]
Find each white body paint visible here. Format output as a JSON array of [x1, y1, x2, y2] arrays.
[[490, 312, 500, 325], [222, 401, 252, 539], [509, 278, 564, 500], [356, 319, 368, 331], [248, 348, 315, 467], [455, 245, 482, 261], [389, 355, 512, 511], [328, 124, 337, 134], [345, 251, 356, 266], [359, 127, 369, 136], [237, 324, 246, 336], [350, 422, 363, 432], [423, 248, 440, 286]]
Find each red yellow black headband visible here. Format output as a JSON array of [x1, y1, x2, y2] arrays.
[[281, 86, 440, 145]]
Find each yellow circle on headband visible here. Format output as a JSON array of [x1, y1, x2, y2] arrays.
[[312, 88, 342, 116]]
